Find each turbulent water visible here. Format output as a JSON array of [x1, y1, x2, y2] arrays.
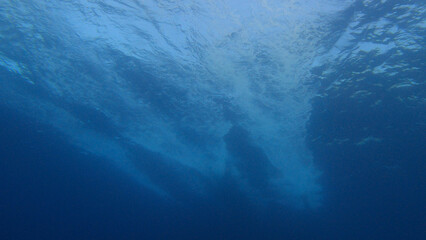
[[1, 0, 425, 239]]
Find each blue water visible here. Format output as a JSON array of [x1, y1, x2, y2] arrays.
[[1, 0, 425, 239]]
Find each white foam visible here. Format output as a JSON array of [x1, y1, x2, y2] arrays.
[[0, 0, 355, 207]]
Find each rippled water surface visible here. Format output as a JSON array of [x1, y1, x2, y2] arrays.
[[1, 0, 425, 239]]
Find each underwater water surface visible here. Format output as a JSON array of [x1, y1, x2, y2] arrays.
[[0, 0, 425, 239]]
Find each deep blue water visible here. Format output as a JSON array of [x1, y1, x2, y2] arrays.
[[0, 106, 326, 239], [1, 0, 425, 239]]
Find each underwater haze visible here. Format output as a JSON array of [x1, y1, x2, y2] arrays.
[[0, 0, 425, 239]]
